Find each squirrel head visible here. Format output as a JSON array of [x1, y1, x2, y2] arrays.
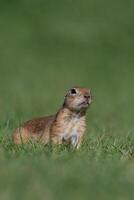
[[63, 87, 92, 112]]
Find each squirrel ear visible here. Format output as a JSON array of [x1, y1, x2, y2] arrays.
[[64, 94, 67, 99]]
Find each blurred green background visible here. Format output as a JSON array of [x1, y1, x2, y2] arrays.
[[0, 0, 134, 200]]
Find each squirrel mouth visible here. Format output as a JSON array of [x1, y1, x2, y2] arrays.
[[79, 101, 90, 107]]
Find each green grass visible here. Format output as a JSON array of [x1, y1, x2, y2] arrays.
[[0, 0, 134, 199]]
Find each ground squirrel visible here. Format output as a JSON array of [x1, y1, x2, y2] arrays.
[[13, 87, 92, 149]]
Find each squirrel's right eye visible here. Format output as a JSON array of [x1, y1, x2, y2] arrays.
[[70, 88, 77, 95]]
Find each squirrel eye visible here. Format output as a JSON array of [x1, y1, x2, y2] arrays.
[[70, 88, 77, 95]]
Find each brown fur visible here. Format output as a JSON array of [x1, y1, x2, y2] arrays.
[[13, 87, 92, 149]]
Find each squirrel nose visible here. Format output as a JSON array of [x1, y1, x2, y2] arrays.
[[84, 95, 91, 100]]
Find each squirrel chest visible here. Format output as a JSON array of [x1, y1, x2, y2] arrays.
[[52, 112, 86, 147]]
